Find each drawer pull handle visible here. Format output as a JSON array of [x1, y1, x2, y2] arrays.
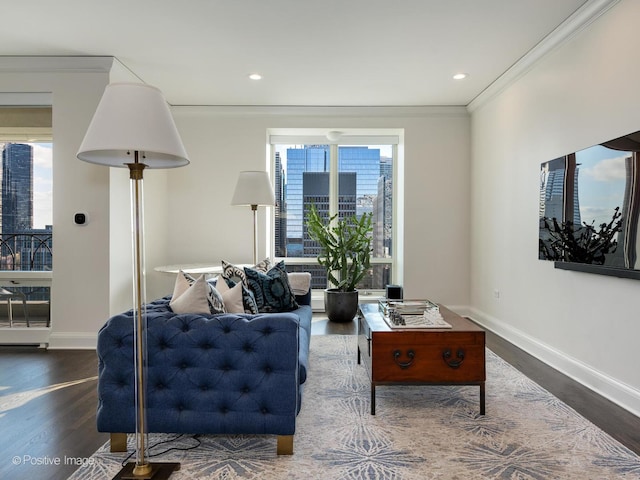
[[442, 348, 465, 369], [393, 349, 415, 369]]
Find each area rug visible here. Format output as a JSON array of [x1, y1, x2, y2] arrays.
[[70, 335, 640, 479]]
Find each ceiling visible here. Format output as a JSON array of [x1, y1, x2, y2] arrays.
[[0, 0, 596, 107]]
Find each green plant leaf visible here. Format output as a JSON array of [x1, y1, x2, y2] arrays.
[[306, 203, 373, 292]]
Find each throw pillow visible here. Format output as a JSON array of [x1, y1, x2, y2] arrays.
[[287, 272, 312, 296], [214, 275, 259, 314], [221, 258, 271, 286], [170, 273, 213, 314], [215, 278, 244, 313], [170, 271, 225, 314], [244, 261, 299, 313]]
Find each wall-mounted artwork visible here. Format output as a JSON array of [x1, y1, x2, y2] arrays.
[[539, 130, 640, 279]]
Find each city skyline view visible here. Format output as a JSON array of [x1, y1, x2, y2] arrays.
[[0, 142, 53, 273], [274, 144, 392, 253], [0, 142, 52, 230], [30, 142, 53, 229], [273, 143, 394, 289]]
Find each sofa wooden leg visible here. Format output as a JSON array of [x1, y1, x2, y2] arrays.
[[110, 433, 127, 452], [277, 435, 293, 455]]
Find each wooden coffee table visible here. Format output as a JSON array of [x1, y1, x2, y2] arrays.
[[357, 302, 486, 415]]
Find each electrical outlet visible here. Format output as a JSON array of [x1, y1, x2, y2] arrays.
[[493, 289, 500, 299]]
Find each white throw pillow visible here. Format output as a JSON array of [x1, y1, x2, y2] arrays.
[[170, 272, 214, 314], [215, 276, 245, 313]]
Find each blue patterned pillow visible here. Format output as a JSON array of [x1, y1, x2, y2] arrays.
[[239, 283, 259, 314], [221, 258, 270, 286], [244, 261, 299, 313]]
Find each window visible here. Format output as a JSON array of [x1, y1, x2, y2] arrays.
[[270, 132, 399, 291], [0, 105, 52, 327], [0, 141, 52, 268]]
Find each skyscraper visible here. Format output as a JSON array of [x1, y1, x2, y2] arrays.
[[284, 146, 329, 256], [539, 156, 580, 226], [274, 152, 287, 257], [301, 171, 356, 288], [275, 144, 392, 289], [339, 146, 381, 218], [0, 143, 52, 273], [2, 143, 33, 234], [302, 171, 357, 257], [284, 145, 381, 256]]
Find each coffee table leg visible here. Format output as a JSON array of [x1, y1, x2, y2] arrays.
[[371, 383, 376, 415], [357, 345, 361, 365], [480, 383, 485, 415]]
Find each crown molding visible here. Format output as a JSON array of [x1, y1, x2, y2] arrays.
[[467, 0, 621, 113], [171, 104, 469, 118], [0, 56, 114, 73]]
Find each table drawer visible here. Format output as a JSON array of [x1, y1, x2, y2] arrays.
[[371, 342, 485, 383], [375, 330, 484, 346]]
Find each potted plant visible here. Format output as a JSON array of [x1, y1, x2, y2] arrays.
[[306, 204, 372, 322]]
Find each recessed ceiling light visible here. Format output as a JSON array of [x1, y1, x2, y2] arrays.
[[249, 73, 262, 80], [453, 73, 468, 80]]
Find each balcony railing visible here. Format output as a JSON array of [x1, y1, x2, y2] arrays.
[[0, 232, 53, 271], [0, 233, 52, 318]]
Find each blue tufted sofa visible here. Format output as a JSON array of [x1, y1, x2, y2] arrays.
[[96, 290, 312, 455]]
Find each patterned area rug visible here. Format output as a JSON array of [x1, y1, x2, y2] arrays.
[[70, 335, 640, 479]]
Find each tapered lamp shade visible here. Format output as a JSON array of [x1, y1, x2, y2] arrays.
[[77, 83, 189, 167], [231, 171, 275, 206], [231, 171, 275, 264]]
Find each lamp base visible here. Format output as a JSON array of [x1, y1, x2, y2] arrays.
[[113, 462, 180, 480]]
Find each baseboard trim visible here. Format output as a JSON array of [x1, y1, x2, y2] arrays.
[[467, 307, 640, 418], [47, 331, 97, 350], [0, 327, 50, 347]]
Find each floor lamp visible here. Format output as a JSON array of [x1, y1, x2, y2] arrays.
[[231, 171, 275, 264], [77, 83, 189, 479]]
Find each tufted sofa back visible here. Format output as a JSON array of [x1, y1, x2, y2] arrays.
[[97, 308, 302, 436]]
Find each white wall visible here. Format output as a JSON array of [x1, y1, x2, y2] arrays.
[[0, 58, 112, 348], [469, 0, 640, 415], [157, 106, 471, 307], [0, 58, 172, 348], [0, 60, 471, 349]]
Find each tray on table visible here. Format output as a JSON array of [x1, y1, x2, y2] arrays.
[[377, 299, 452, 329]]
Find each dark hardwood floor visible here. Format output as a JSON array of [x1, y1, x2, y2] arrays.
[[484, 328, 640, 457], [1, 317, 638, 479], [0, 347, 108, 480]]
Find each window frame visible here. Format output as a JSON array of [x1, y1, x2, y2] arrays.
[[268, 132, 401, 296]]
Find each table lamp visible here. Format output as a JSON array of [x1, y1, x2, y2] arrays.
[[77, 82, 189, 479]]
